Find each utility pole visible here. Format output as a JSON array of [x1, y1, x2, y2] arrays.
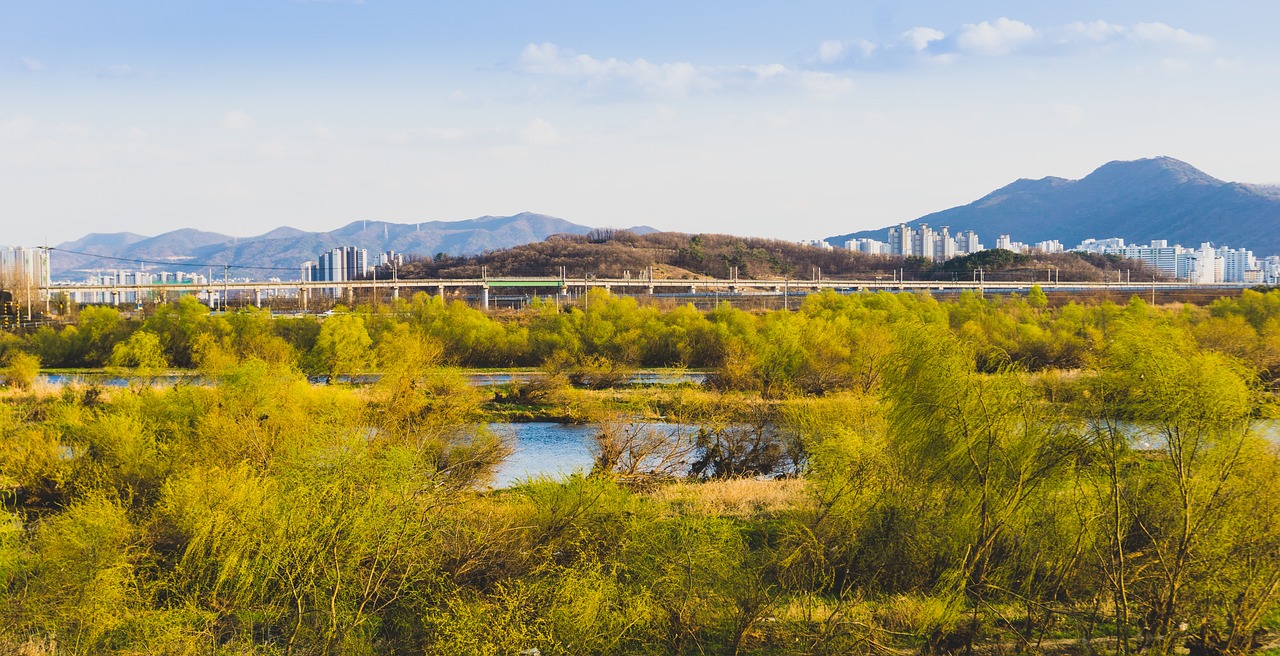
[[25, 254, 32, 322], [43, 242, 50, 317]]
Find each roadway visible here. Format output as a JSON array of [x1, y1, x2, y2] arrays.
[[40, 276, 1255, 309]]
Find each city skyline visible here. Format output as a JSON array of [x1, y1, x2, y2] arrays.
[[4, 2, 1280, 246]]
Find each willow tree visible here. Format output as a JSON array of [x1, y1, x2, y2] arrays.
[[1109, 329, 1269, 655], [883, 324, 1081, 651]]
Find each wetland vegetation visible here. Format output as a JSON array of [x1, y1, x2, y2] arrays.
[[1, 288, 1280, 654]]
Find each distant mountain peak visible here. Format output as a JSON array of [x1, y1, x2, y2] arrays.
[[50, 213, 596, 280], [1084, 156, 1222, 188], [830, 157, 1280, 256]]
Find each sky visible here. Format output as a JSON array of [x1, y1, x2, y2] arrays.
[[4, 1, 1280, 246]]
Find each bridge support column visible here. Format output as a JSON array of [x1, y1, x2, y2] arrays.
[[206, 290, 216, 309], [254, 288, 262, 308], [112, 290, 120, 307], [300, 288, 308, 311], [646, 285, 654, 295], [688, 286, 697, 294], [346, 287, 354, 304], [481, 285, 490, 310], [392, 286, 399, 301], [437, 285, 445, 299]]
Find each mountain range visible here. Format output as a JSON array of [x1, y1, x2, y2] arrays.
[[48, 213, 641, 280], [830, 157, 1280, 256]]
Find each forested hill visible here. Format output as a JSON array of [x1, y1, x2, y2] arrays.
[[396, 230, 1159, 282], [830, 157, 1280, 255]]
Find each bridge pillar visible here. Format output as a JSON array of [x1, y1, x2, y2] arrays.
[[392, 286, 399, 301], [254, 288, 262, 308], [206, 290, 216, 309], [688, 286, 697, 294], [112, 290, 120, 307], [646, 285, 654, 295], [437, 285, 445, 298], [346, 287, 354, 304], [300, 288, 308, 311], [481, 285, 490, 310]]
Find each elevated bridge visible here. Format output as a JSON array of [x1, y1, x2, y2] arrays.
[[40, 276, 1255, 310]]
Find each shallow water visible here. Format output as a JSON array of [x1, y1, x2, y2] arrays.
[[489, 421, 701, 488], [490, 423, 599, 488]]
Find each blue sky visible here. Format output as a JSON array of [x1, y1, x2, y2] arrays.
[[4, 1, 1279, 245]]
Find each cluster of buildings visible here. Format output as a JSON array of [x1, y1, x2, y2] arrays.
[[0, 246, 50, 288], [830, 224, 985, 259], [65, 271, 213, 304], [1073, 238, 1268, 284], [302, 247, 403, 283], [800, 225, 1280, 284]]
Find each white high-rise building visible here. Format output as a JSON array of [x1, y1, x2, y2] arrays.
[[887, 224, 913, 256], [845, 239, 889, 255], [1216, 246, 1255, 283], [0, 246, 50, 288]]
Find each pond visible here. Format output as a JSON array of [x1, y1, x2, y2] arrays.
[[493, 419, 1280, 488], [1095, 419, 1280, 450], [489, 421, 702, 488], [490, 423, 599, 488]]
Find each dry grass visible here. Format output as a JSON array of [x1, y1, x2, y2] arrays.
[[648, 477, 811, 518]]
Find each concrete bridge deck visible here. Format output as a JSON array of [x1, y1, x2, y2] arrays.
[[40, 276, 1254, 309]]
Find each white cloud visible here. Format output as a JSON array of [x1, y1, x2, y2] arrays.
[[956, 18, 1037, 56], [818, 40, 847, 63], [823, 18, 1215, 67], [516, 42, 852, 99], [20, 57, 44, 72], [902, 27, 946, 52], [519, 42, 714, 96], [520, 118, 559, 146], [222, 110, 253, 130], [1051, 20, 1126, 44], [1130, 22, 1215, 54]]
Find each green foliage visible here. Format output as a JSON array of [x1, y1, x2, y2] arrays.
[[2, 351, 40, 390], [1027, 283, 1048, 308], [108, 330, 168, 375], [2, 290, 1280, 654], [313, 311, 373, 377]]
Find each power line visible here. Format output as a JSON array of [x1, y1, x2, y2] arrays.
[[49, 247, 302, 272]]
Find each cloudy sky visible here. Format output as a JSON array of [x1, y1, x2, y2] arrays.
[[4, 1, 1278, 245]]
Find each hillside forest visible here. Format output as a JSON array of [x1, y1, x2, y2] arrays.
[[396, 231, 1162, 283], [0, 288, 1279, 654]]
